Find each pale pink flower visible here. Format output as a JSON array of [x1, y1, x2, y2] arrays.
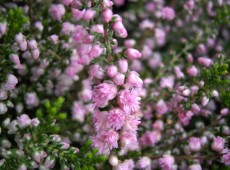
[[189, 137, 202, 152], [159, 155, 175, 170], [120, 131, 139, 151], [125, 48, 142, 60], [155, 100, 168, 115], [17, 114, 31, 128], [211, 136, 225, 152], [93, 110, 109, 132], [222, 152, 230, 166], [92, 130, 119, 155], [112, 21, 128, 38], [126, 71, 143, 88], [162, 7, 175, 20], [198, 57, 212, 67], [117, 90, 141, 114], [92, 83, 117, 108], [140, 131, 161, 146], [102, 8, 113, 23], [122, 115, 141, 132], [48, 4, 65, 21], [136, 157, 151, 170], [114, 159, 135, 170], [107, 108, 125, 130]]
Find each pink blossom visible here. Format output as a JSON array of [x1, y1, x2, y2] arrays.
[[187, 66, 198, 77], [91, 24, 105, 35], [162, 7, 175, 20], [102, 8, 113, 23], [220, 108, 229, 116], [108, 108, 125, 130], [120, 131, 139, 151], [113, 73, 125, 85], [72, 102, 87, 122], [89, 44, 103, 58], [155, 100, 168, 115], [118, 59, 128, 73], [125, 48, 142, 60], [159, 155, 175, 170], [61, 22, 75, 35], [222, 152, 230, 166], [126, 71, 143, 88], [60, 0, 73, 6], [211, 136, 225, 152], [82, 9, 96, 20], [107, 65, 118, 78], [140, 131, 161, 146], [28, 40, 38, 50], [189, 137, 202, 152], [117, 90, 141, 114], [48, 4, 65, 21], [114, 159, 135, 170], [92, 130, 119, 155], [17, 114, 31, 128], [122, 115, 141, 132], [136, 157, 151, 169], [93, 110, 109, 132], [112, 21, 128, 38], [25, 92, 39, 107], [160, 76, 174, 89], [4, 74, 18, 91], [0, 22, 7, 36], [188, 164, 201, 170], [198, 57, 213, 67]]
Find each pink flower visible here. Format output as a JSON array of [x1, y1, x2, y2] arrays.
[[0, 22, 7, 36], [91, 24, 105, 35], [108, 108, 125, 130], [17, 114, 31, 128], [120, 131, 139, 151], [93, 110, 109, 132], [198, 57, 212, 67], [102, 8, 113, 23], [188, 164, 202, 170], [187, 65, 198, 77], [112, 21, 128, 38], [114, 159, 135, 170], [71, 102, 87, 122], [93, 83, 117, 108], [61, 22, 75, 35], [160, 76, 175, 89], [220, 108, 229, 116], [125, 48, 142, 60], [89, 44, 103, 58], [92, 130, 119, 155], [25, 92, 39, 107], [211, 136, 225, 152], [159, 155, 175, 170], [222, 152, 230, 166], [107, 65, 118, 78], [122, 115, 141, 132], [126, 71, 143, 88], [48, 4, 65, 21], [140, 131, 161, 146], [113, 73, 125, 85], [189, 137, 202, 152], [155, 100, 168, 115], [118, 59, 128, 73], [136, 157, 151, 169], [4, 74, 18, 91], [117, 90, 141, 114], [82, 9, 96, 20], [162, 7, 175, 20], [28, 40, 38, 50]]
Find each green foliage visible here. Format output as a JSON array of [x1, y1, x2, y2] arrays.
[[215, 5, 230, 25]]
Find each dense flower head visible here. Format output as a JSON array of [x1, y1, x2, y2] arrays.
[[107, 108, 125, 130]]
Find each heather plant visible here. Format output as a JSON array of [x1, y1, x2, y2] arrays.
[[0, 0, 229, 170]]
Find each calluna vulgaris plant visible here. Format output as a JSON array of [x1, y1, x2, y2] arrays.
[[0, 0, 230, 169]]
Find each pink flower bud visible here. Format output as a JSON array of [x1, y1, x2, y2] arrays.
[[61, 142, 70, 149], [0, 103, 7, 114], [44, 156, 55, 169], [220, 108, 229, 116], [48, 4, 65, 21], [159, 155, 175, 170], [197, 44, 206, 54], [189, 164, 202, 170], [19, 41, 28, 51], [189, 137, 202, 152], [184, 0, 195, 10], [31, 49, 40, 60], [125, 48, 142, 60], [202, 96, 209, 107], [161, 7, 175, 20], [102, 8, 113, 23], [0, 22, 7, 36], [118, 59, 128, 73], [155, 100, 168, 115], [113, 73, 125, 85], [28, 40, 38, 50], [31, 118, 40, 126], [136, 157, 151, 169], [126, 71, 143, 88], [49, 35, 59, 44], [114, 0, 125, 6], [107, 65, 118, 78], [89, 44, 103, 58], [61, 22, 75, 35], [5, 74, 18, 91], [174, 66, 184, 79], [191, 103, 200, 114], [0, 90, 7, 100], [112, 21, 128, 38], [124, 39, 136, 48], [198, 57, 212, 67], [182, 89, 191, 96], [91, 24, 105, 35], [71, 8, 85, 20], [82, 9, 96, 20], [187, 65, 198, 76], [9, 54, 20, 65], [17, 114, 31, 128], [212, 136, 225, 152], [15, 33, 24, 43]]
